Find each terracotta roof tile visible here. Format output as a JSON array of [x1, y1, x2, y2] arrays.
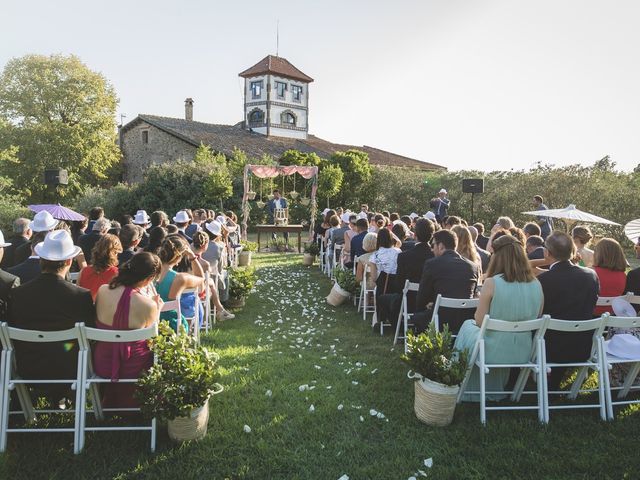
[[239, 55, 314, 83]]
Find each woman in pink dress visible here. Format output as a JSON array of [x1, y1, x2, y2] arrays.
[[93, 252, 162, 408]]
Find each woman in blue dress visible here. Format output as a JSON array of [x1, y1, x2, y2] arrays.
[[454, 234, 544, 401]]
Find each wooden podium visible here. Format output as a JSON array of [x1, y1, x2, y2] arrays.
[[256, 224, 305, 253]]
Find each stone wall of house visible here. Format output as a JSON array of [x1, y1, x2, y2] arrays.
[[121, 121, 197, 183]]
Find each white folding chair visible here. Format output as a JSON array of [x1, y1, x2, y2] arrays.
[[596, 293, 633, 309], [181, 287, 201, 344], [432, 294, 479, 337], [77, 323, 158, 452], [160, 299, 183, 334], [360, 264, 376, 321], [352, 256, 359, 307], [541, 316, 607, 422], [0, 322, 85, 454], [393, 280, 420, 352], [600, 315, 640, 420], [457, 315, 549, 425], [318, 239, 326, 273], [330, 244, 344, 280], [324, 240, 333, 277]]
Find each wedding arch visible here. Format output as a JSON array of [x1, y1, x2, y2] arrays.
[[241, 164, 319, 240]]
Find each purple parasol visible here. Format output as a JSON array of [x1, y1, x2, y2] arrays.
[[28, 204, 86, 221]]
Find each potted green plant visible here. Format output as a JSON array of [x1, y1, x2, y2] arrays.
[[327, 269, 358, 306], [238, 241, 257, 266], [401, 324, 468, 427], [136, 322, 224, 442], [302, 242, 320, 266], [226, 266, 256, 308], [270, 237, 290, 253]]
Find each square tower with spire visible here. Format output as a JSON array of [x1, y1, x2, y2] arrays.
[[239, 55, 313, 139]]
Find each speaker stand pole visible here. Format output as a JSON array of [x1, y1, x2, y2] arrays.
[[471, 192, 475, 224]]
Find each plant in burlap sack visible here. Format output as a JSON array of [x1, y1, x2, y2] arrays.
[[228, 266, 257, 300], [334, 268, 358, 296], [401, 323, 468, 386], [136, 322, 221, 421]]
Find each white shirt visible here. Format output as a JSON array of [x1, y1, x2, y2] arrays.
[[274, 198, 283, 209], [370, 247, 401, 276]]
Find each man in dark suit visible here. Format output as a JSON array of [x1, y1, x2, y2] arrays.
[[375, 219, 435, 330], [8, 230, 95, 404], [77, 216, 110, 262], [625, 266, 640, 313], [413, 229, 479, 334], [0, 217, 31, 268], [348, 218, 369, 267], [537, 231, 599, 390], [526, 235, 545, 260], [14, 211, 58, 266], [474, 222, 490, 250], [0, 230, 20, 321], [7, 231, 46, 284]]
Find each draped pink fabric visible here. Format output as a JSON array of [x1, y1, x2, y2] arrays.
[[248, 165, 318, 179]]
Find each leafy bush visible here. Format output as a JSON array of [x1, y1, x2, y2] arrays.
[[240, 240, 258, 252], [136, 322, 222, 421], [228, 266, 257, 299], [334, 269, 358, 295], [73, 183, 139, 220], [401, 324, 468, 387], [304, 242, 320, 256]]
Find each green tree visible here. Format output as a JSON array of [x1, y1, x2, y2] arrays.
[[317, 164, 343, 206], [328, 150, 372, 206], [194, 144, 233, 206], [0, 54, 121, 202]]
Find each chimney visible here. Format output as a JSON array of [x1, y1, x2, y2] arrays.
[[184, 98, 194, 121]]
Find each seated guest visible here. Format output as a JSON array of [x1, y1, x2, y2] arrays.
[[150, 210, 169, 229], [118, 224, 143, 267], [156, 235, 205, 332], [94, 252, 161, 408], [86, 206, 104, 232], [1, 217, 31, 268], [324, 214, 341, 258], [173, 210, 193, 243], [8, 230, 95, 405], [7, 231, 46, 284], [413, 230, 479, 334], [593, 238, 627, 315], [468, 226, 490, 273], [132, 210, 151, 249], [355, 233, 378, 290], [572, 225, 594, 267], [369, 228, 402, 295], [166, 224, 179, 234], [444, 216, 462, 229], [78, 217, 110, 263], [349, 218, 370, 265], [143, 226, 167, 256], [79, 234, 122, 301], [108, 220, 121, 237], [0, 230, 20, 320], [14, 211, 58, 266], [538, 231, 599, 390], [473, 223, 490, 251], [454, 234, 543, 401], [393, 221, 415, 252], [185, 208, 206, 238], [370, 214, 386, 233], [626, 265, 640, 312], [523, 222, 542, 238], [452, 225, 482, 278], [70, 218, 88, 245], [342, 214, 358, 266], [496, 216, 515, 230], [314, 209, 334, 244], [526, 235, 545, 260]]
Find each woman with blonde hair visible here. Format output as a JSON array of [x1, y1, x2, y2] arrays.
[[452, 225, 482, 276], [356, 232, 378, 290], [79, 234, 122, 300], [572, 225, 594, 267], [593, 238, 627, 315], [454, 234, 543, 401]]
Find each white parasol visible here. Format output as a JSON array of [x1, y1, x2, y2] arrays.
[[521, 204, 620, 230], [624, 219, 640, 244]]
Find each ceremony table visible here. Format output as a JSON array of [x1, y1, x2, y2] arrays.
[[256, 224, 305, 253]]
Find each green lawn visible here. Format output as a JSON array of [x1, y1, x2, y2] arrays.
[[1, 253, 640, 479]]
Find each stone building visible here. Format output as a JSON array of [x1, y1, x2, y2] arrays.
[[120, 55, 444, 183]]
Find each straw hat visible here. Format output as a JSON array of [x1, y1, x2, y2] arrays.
[[29, 211, 58, 232], [34, 230, 81, 261]]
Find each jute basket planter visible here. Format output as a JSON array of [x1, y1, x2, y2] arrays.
[[413, 377, 459, 427], [168, 403, 210, 442], [226, 297, 246, 309], [326, 283, 350, 306], [238, 251, 252, 266], [302, 253, 315, 266]]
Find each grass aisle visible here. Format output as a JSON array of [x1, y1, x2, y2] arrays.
[[2, 253, 640, 479]]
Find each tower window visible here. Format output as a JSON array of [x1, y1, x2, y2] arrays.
[[248, 109, 264, 125], [291, 85, 303, 102], [141, 130, 149, 144], [250, 81, 263, 99], [281, 112, 296, 126], [275, 81, 287, 99]]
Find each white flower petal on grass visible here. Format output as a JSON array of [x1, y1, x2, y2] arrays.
[[265, 389, 272, 397], [424, 458, 433, 468], [417, 470, 428, 477], [352, 381, 359, 385], [369, 409, 378, 416], [371, 369, 378, 374], [337, 404, 344, 410], [408, 477, 417, 480], [359, 415, 364, 422], [243, 425, 252, 433], [309, 404, 315, 413], [299, 384, 309, 392], [337, 475, 350, 480]]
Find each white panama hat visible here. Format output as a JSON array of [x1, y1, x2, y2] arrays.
[[173, 211, 190, 224], [439, 188, 447, 194], [612, 298, 636, 318], [0, 230, 11, 248], [606, 334, 640, 360], [133, 210, 150, 225], [206, 220, 222, 236], [424, 211, 436, 220], [341, 213, 352, 224], [34, 230, 81, 261], [356, 212, 368, 220], [409, 212, 419, 219], [321, 208, 330, 216], [29, 211, 58, 232]]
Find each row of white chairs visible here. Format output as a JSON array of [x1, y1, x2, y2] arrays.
[[0, 321, 158, 454]]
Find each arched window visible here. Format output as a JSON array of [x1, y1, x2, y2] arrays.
[[248, 109, 264, 125], [281, 111, 296, 126]]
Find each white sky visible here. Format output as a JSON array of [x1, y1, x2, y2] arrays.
[[2, 0, 640, 171]]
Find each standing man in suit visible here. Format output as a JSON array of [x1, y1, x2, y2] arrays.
[[1, 218, 31, 268], [267, 189, 288, 242], [433, 189, 450, 223], [533, 195, 553, 239], [8, 230, 95, 406], [0, 229, 20, 321], [537, 231, 599, 390], [413, 229, 479, 334]]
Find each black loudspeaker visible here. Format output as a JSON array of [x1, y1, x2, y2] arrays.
[[462, 178, 484, 194], [44, 169, 69, 186]]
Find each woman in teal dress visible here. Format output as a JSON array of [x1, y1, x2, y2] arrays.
[[454, 234, 544, 402], [156, 235, 206, 333]]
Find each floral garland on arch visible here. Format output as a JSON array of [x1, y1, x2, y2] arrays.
[[241, 164, 319, 240]]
